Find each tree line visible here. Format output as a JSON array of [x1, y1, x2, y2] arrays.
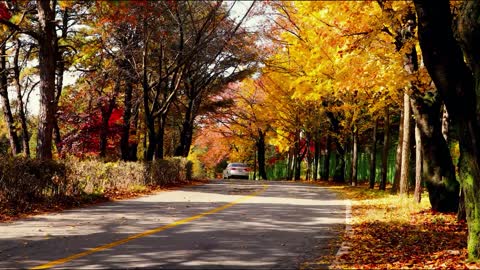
[[0, 0, 260, 161], [192, 1, 480, 261]]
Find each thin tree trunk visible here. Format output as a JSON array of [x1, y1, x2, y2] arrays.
[[322, 135, 331, 180], [380, 107, 390, 190], [287, 149, 293, 180], [0, 43, 19, 155], [120, 81, 133, 161], [369, 119, 378, 189], [441, 105, 449, 141], [333, 146, 345, 183], [314, 133, 320, 181], [13, 41, 29, 157], [414, 122, 422, 203], [351, 128, 358, 186], [129, 101, 140, 161], [155, 114, 167, 160], [99, 81, 118, 158], [399, 93, 411, 195], [392, 109, 404, 193]]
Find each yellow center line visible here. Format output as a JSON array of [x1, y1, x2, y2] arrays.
[[31, 184, 268, 270]]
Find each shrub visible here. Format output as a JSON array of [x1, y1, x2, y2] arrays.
[[0, 156, 194, 213], [0, 157, 68, 209]]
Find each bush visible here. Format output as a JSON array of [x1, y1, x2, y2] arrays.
[[0, 156, 194, 213], [0, 157, 68, 209]]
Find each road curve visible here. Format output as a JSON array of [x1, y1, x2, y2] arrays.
[[0, 180, 347, 269]]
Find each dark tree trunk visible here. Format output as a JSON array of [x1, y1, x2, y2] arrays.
[[99, 81, 118, 158], [36, 0, 57, 160], [155, 114, 167, 160], [287, 149, 294, 180], [313, 133, 320, 181], [333, 144, 345, 183], [175, 99, 194, 157], [145, 118, 156, 161], [369, 119, 378, 189], [414, 0, 480, 259], [257, 129, 267, 180], [53, 58, 64, 155], [410, 96, 459, 212], [120, 81, 133, 161], [128, 101, 140, 161], [294, 131, 301, 180], [322, 135, 331, 180], [1, 44, 19, 155], [380, 107, 390, 190]]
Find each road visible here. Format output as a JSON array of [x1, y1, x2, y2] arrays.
[[0, 180, 347, 269]]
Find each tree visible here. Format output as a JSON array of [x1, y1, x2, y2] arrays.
[[413, 0, 480, 259]]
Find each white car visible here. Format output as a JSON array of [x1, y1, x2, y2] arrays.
[[223, 163, 251, 179]]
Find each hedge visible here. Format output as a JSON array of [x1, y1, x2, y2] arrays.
[[0, 157, 193, 212]]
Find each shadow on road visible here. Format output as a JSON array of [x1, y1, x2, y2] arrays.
[[0, 179, 346, 269]]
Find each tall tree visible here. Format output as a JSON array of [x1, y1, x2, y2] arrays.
[[413, 0, 480, 259]]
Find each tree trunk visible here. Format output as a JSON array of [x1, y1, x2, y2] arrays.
[[369, 119, 378, 189], [333, 144, 345, 183], [120, 81, 133, 161], [351, 129, 358, 186], [257, 129, 267, 180], [36, 0, 57, 160], [155, 114, 167, 160], [1, 43, 19, 155], [175, 99, 194, 157], [410, 96, 459, 212], [399, 93, 411, 195], [414, 0, 480, 259], [380, 107, 390, 190], [414, 122, 422, 203], [128, 101, 140, 161], [392, 108, 404, 193], [99, 82, 118, 158], [322, 135, 331, 180], [313, 133, 320, 181], [13, 41, 29, 157], [441, 105, 449, 141], [286, 149, 293, 180]]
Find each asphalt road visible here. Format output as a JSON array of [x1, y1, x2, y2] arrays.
[[0, 180, 347, 269]]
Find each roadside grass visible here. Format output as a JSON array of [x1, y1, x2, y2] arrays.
[[310, 181, 480, 269]]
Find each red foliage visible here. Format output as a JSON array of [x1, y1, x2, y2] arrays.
[[58, 107, 124, 158], [0, 2, 11, 20]]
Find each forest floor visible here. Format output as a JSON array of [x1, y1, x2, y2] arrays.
[[314, 181, 480, 269]]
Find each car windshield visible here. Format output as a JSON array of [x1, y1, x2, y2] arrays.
[[229, 163, 248, 168]]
